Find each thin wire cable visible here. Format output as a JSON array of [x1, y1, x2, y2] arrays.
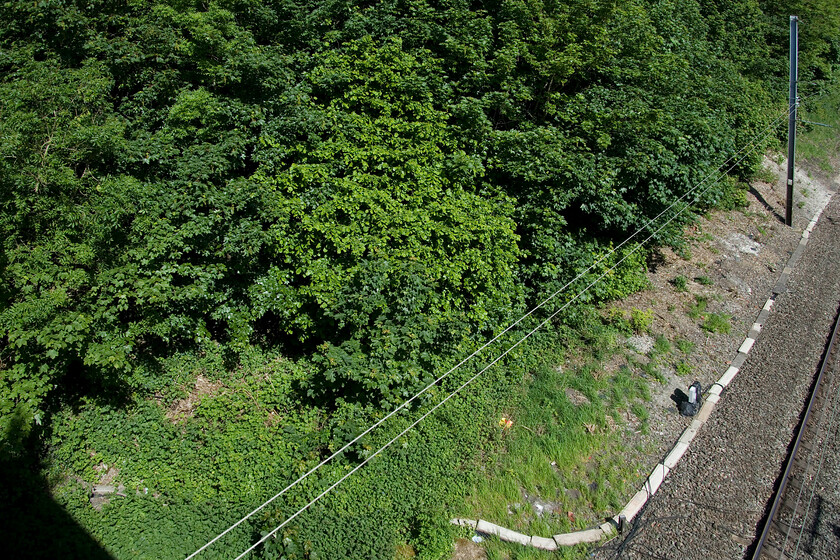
[[186, 104, 793, 559], [607, 94, 824, 560], [792, 398, 840, 558], [791, 367, 840, 558], [188, 106, 792, 559], [779, 355, 837, 554], [232, 116, 788, 560]]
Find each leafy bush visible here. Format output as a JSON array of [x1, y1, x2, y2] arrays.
[[253, 38, 522, 402], [630, 308, 654, 335], [604, 308, 632, 336], [0, 0, 783, 428], [1, 0, 838, 557]]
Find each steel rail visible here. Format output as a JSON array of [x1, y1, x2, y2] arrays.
[[750, 302, 840, 560]]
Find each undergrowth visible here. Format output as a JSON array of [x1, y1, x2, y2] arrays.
[[0, 3, 835, 559], [456, 311, 651, 559], [798, 85, 840, 176]]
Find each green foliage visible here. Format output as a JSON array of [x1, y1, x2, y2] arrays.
[[676, 360, 693, 376], [455, 326, 648, 552], [676, 245, 693, 260], [0, 0, 838, 558], [654, 336, 671, 354], [0, 0, 806, 423], [604, 307, 633, 335], [671, 275, 688, 292], [254, 37, 521, 402], [695, 275, 713, 286], [631, 403, 649, 425], [685, 293, 730, 333], [762, 0, 840, 87], [604, 304, 655, 338], [687, 295, 709, 319], [675, 338, 696, 354], [702, 313, 732, 334], [639, 360, 666, 383], [711, 178, 750, 211], [798, 84, 840, 174], [629, 308, 654, 335], [751, 165, 778, 185]]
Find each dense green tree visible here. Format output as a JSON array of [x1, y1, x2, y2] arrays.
[[761, 0, 840, 87], [0, 1, 838, 555], [2, 0, 836, 430]]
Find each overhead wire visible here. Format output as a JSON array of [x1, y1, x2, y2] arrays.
[[185, 107, 788, 558], [193, 105, 793, 560], [790, 356, 840, 558], [526, 90, 822, 560], [187, 101, 791, 558], [779, 344, 836, 555], [227, 106, 794, 560], [778, 292, 840, 558]]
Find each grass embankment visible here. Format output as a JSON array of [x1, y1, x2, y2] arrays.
[[453, 309, 697, 560], [798, 85, 840, 175], [457, 80, 840, 560]]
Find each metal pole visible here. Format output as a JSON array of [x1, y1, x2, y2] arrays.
[[786, 15, 799, 227]]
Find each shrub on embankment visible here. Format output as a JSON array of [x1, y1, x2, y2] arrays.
[[0, 0, 838, 558]]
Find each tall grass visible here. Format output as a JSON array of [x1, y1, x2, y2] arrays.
[[455, 317, 652, 558], [798, 82, 840, 174]]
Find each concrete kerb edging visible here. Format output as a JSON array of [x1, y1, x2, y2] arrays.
[[450, 195, 834, 550]]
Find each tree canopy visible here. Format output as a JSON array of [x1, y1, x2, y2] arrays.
[[0, 1, 838, 556]]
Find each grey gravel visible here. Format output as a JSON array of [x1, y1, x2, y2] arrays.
[[768, 334, 840, 560], [626, 335, 655, 354], [723, 232, 762, 255], [594, 194, 840, 560]]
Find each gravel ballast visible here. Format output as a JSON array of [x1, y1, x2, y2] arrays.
[[595, 194, 840, 560], [768, 328, 840, 560]]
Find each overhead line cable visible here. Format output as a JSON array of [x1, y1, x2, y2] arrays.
[[228, 109, 792, 560], [780, 352, 836, 555], [791, 369, 840, 558], [189, 106, 793, 559]]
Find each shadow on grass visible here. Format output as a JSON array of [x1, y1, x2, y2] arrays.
[[0, 412, 114, 560]]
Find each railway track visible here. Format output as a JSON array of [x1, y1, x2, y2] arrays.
[[750, 304, 840, 560], [590, 194, 840, 560]]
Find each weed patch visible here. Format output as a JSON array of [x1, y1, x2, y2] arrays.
[[702, 313, 732, 334], [458, 322, 648, 557], [694, 275, 713, 286], [675, 338, 695, 354], [687, 296, 708, 319], [629, 308, 654, 334], [653, 336, 671, 354], [750, 165, 778, 184]]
